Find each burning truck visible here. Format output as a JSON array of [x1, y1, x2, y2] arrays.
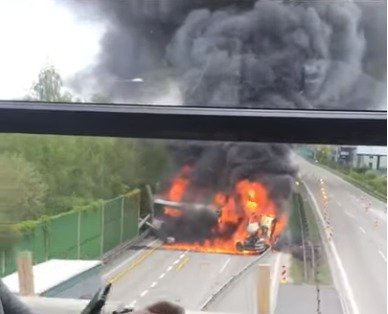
[[150, 156, 290, 255]]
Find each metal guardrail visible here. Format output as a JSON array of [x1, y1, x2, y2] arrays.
[[301, 180, 353, 314], [200, 248, 271, 311], [138, 214, 151, 229]]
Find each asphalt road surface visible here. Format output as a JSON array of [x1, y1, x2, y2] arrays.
[[297, 156, 387, 314], [102, 238, 277, 312], [102, 155, 386, 314], [206, 251, 283, 314], [276, 285, 342, 314]]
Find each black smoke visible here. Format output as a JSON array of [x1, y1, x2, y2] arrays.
[[159, 208, 220, 243], [167, 0, 385, 109], [61, 1, 385, 243], [157, 142, 296, 243], [62, 0, 385, 109], [166, 142, 296, 206]]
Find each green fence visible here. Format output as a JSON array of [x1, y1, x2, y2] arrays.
[[1, 190, 140, 277]]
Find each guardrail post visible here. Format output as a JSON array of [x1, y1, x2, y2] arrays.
[[120, 196, 124, 243], [1, 250, 5, 275], [257, 264, 271, 314], [77, 211, 81, 259], [100, 202, 105, 258], [17, 251, 35, 296]]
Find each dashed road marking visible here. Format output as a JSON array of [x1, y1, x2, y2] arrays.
[[305, 182, 360, 314], [344, 210, 355, 219], [173, 259, 179, 265], [359, 226, 366, 234], [219, 258, 231, 273], [167, 266, 173, 272], [140, 289, 149, 297], [180, 253, 185, 259], [129, 300, 137, 308], [150, 281, 158, 288], [159, 273, 166, 279], [378, 250, 387, 263]]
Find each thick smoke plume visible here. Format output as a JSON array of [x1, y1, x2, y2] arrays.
[[167, 0, 385, 109], [64, 0, 386, 109], [166, 142, 296, 205], [62, 1, 386, 243], [159, 142, 296, 243]]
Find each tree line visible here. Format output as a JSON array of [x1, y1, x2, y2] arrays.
[[0, 66, 171, 222]]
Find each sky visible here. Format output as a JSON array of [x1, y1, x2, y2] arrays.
[[0, 0, 104, 100]]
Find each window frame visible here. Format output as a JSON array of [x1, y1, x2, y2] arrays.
[[0, 100, 385, 145]]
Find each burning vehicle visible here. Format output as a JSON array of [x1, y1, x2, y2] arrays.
[[235, 214, 277, 253], [152, 198, 221, 244], [150, 157, 291, 255]]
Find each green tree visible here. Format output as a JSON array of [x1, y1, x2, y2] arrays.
[[107, 139, 170, 188], [0, 134, 171, 216], [30, 65, 72, 102], [0, 154, 47, 222], [316, 146, 331, 163]]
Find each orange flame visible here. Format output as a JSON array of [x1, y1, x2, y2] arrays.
[[163, 165, 193, 217], [167, 165, 192, 202], [164, 207, 183, 218], [163, 171, 287, 254]]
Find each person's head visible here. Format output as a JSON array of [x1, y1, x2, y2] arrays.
[[132, 301, 185, 314]]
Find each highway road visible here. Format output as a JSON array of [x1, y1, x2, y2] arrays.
[[297, 156, 387, 314], [102, 238, 279, 312], [101, 155, 386, 314], [206, 251, 283, 314]]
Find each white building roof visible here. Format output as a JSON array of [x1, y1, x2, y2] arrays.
[[2, 259, 101, 295], [356, 146, 387, 156]]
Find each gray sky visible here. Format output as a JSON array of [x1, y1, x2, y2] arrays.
[[0, 0, 104, 100]]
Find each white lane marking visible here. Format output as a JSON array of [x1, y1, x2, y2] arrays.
[[159, 273, 166, 279], [219, 258, 231, 273], [167, 266, 173, 272], [359, 227, 366, 234], [150, 281, 158, 288], [378, 250, 387, 263], [304, 182, 360, 314], [179, 253, 185, 259], [140, 289, 149, 297], [344, 210, 355, 219], [103, 239, 159, 278], [173, 259, 179, 265], [129, 300, 137, 308]]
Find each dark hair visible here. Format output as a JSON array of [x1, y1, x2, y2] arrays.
[[146, 301, 185, 314]]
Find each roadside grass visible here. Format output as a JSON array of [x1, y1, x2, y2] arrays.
[[301, 193, 332, 285], [314, 161, 386, 202], [317, 261, 332, 285], [288, 188, 333, 286], [289, 257, 304, 284]]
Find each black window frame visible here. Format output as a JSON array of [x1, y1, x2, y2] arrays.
[[0, 100, 385, 146]]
